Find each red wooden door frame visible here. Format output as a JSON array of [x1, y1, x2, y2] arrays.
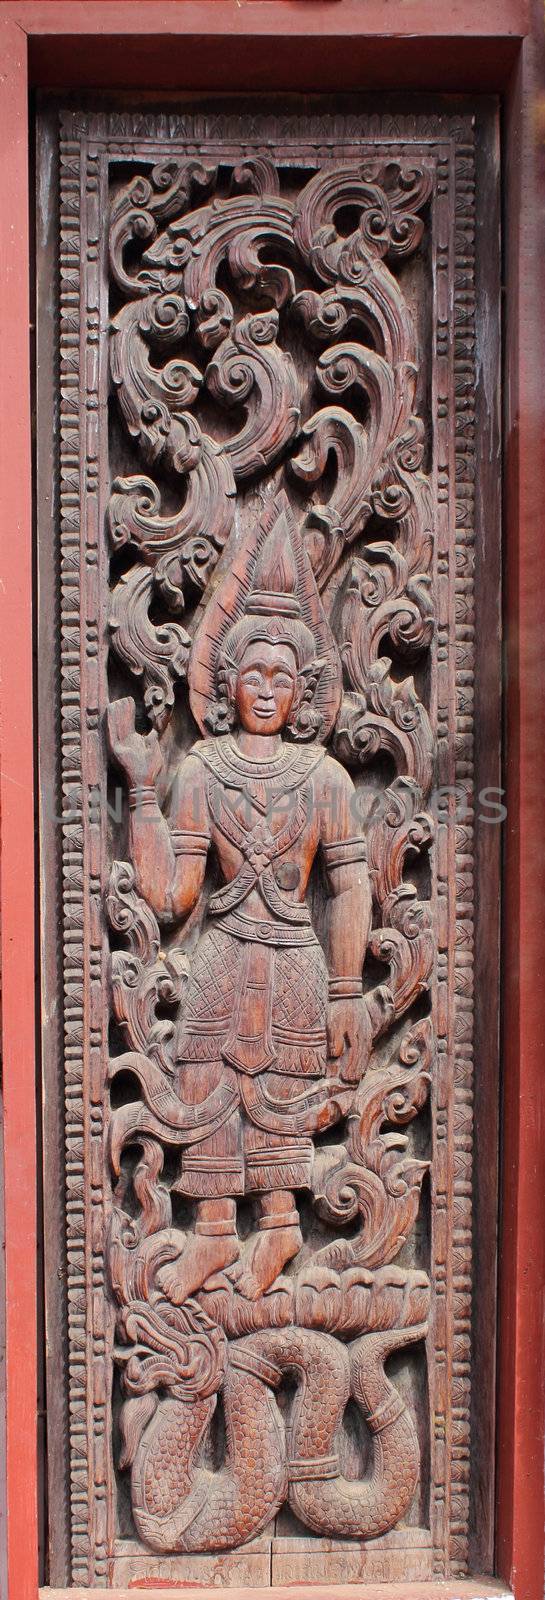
[[0, 5, 544, 1600]]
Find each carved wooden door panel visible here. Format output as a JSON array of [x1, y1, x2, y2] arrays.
[[37, 100, 501, 1591]]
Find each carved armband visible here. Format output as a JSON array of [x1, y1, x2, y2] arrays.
[[170, 829, 209, 858], [321, 835, 367, 871]]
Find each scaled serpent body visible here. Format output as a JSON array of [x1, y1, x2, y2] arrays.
[[130, 1323, 422, 1552]]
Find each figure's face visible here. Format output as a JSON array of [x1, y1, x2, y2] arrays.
[[234, 640, 298, 734]]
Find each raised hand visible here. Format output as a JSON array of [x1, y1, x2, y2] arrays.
[[106, 697, 163, 789]]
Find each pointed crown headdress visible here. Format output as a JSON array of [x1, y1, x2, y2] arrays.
[[188, 491, 342, 742]]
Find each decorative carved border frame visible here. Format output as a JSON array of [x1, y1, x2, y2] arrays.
[[52, 104, 479, 1587]]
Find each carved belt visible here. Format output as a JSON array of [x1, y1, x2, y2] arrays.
[[217, 909, 317, 947]]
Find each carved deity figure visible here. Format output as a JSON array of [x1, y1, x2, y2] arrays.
[[108, 500, 371, 1306]]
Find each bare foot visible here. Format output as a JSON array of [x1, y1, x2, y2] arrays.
[[157, 1231, 240, 1306], [228, 1223, 302, 1300]]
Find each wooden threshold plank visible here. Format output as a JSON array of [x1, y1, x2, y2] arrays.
[[40, 1578, 514, 1600]]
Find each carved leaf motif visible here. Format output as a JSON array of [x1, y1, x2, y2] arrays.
[[357, 775, 435, 1033], [334, 673, 434, 797], [294, 161, 432, 287], [315, 342, 395, 416], [294, 272, 417, 375], [352, 1015, 432, 1156], [107, 858, 161, 964], [365, 777, 434, 914], [195, 288, 234, 351], [369, 918, 434, 1032], [290, 406, 371, 589], [290, 370, 427, 593], [108, 415, 235, 613], [109, 475, 219, 594], [107, 861, 189, 1075], [312, 1017, 432, 1270], [340, 554, 434, 681], [110, 295, 202, 467], [290, 344, 397, 587], [230, 156, 281, 197], [111, 1138, 173, 1256], [358, 159, 433, 255], [206, 310, 301, 479], [109, 566, 190, 730], [372, 417, 434, 573]]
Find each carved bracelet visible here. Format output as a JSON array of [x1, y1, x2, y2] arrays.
[[328, 977, 362, 999], [128, 785, 157, 811]]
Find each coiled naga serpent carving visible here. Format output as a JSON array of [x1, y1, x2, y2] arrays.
[[106, 147, 435, 1555], [124, 1320, 424, 1553]]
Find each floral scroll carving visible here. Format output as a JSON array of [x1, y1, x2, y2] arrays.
[[102, 134, 440, 1579]]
